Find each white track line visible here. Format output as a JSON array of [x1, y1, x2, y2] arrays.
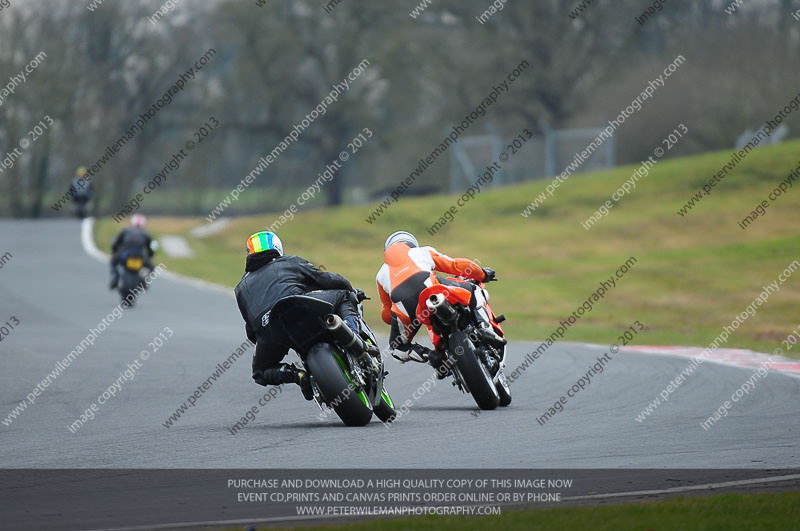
[[80, 217, 108, 262], [562, 473, 800, 501], [81, 217, 233, 297], [89, 514, 347, 531], [620, 344, 800, 379]]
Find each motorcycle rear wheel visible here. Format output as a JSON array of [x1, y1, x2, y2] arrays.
[[306, 344, 373, 426], [449, 331, 499, 410], [119, 270, 140, 307]]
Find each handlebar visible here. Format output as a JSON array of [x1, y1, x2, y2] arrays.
[[458, 276, 497, 284], [354, 288, 370, 302]]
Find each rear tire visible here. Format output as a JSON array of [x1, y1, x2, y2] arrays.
[[306, 344, 373, 426], [121, 291, 136, 307], [449, 331, 499, 410], [119, 270, 140, 307]]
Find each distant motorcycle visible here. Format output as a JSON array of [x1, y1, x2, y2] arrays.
[[114, 241, 157, 306], [415, 275, 511, 410], [266, 292, 395, 426], [73, 197, 89, 219], [115, 250, 147, 306]]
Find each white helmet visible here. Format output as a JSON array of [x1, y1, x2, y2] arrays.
[[131, 214, 147, 228], [384, 231, 418, 250]]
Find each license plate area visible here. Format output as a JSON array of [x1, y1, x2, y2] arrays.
[[126, 257, 143, 271]]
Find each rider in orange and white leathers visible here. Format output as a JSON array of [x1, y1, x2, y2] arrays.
[[375, 231, 504, 367]]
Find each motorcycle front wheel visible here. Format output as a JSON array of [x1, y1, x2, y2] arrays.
[[373, 388, 396, 423], [495, 372, 512, 407]]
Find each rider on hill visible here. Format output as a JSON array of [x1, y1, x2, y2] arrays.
[[376, 230, 505, 372], [234, 231, 379, 399]]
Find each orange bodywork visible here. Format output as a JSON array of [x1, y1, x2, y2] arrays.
[[416, 278, 504, 350], [376, 243, 485, 338]]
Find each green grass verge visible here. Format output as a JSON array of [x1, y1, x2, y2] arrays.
[[226, 491, 800, 531], [95, 140, 800, 358]]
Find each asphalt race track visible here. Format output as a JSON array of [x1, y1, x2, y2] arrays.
[[1, 220, 799, 529]]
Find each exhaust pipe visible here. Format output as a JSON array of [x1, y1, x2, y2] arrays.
[[426, 293, 457, 323], [325, 314, 367, 357]]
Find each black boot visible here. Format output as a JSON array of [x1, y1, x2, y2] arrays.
[[427, 348, 449, 380], [295, 370, 314, 401], [408, 344, 449, 379], [278, 364, 314, 401], [255, 364, 314, 400]]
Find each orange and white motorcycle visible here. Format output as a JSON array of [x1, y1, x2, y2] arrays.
[[414, 274, 511, 410]]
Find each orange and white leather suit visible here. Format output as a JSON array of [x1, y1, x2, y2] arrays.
[[376, 242, 487, 348]]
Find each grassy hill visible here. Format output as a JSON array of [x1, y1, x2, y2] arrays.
[[95, 141, 800, 357]]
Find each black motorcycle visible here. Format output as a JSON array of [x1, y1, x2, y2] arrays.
[[73, 199, 88, 219], [115, 251, 147, 306], [266, 293, 396, 426]]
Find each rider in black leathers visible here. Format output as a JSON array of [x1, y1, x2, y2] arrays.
[[110, 214, 153, 289], [71, 166, 93, 218], [234, 231, 377, 399]]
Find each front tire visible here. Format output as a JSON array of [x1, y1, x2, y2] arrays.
[[495, 372, 512, 407], [306, 344, 373, 426], [373, 389, 396, 423], [449, 331, 499, 410]]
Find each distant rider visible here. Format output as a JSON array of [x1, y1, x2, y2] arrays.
[[234, 231, 379, 399], [376, 230, 505, 372], [110, 214, 154, 289], [71, 166, 93, 218]]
